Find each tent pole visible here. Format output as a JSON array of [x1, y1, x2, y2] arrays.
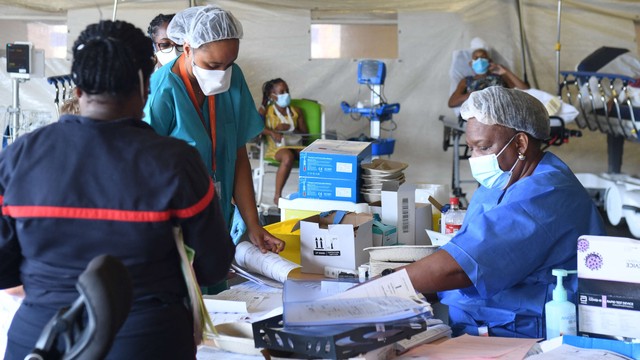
[[515, 0, 528, 85], [555, 0, 563, 87], [112, 0, 118, 21]]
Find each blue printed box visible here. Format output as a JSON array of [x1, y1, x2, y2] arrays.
[[299, 176, 359, 203], [299, 139, 372, 180]]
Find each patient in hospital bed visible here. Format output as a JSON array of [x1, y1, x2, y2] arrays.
[[448, 39, 529, 108]]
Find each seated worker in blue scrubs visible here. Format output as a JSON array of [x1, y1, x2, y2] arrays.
[[405, 86, 606, 338], [0, 20, 234, 359], [144, 5, 284, 258]]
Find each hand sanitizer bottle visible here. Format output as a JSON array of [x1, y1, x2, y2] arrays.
[[545, 269, 577, 339]]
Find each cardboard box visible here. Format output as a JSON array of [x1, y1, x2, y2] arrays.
[[278, 197, 370, 221], [299, 139, 372, 180], [370, 198, 432, 245], [299, 176, 359, 203], [414, 203, 433, 245], [299, 212, 373, 274], [381, 181, 415, 245], [577, 235, 640, 341]]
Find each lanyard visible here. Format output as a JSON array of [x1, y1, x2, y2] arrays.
[[178, 54, 217, 173]]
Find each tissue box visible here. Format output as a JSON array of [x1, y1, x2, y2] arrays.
[[299, 139, 372, 180], [299, 212, 373, 274], [577, 235, 640, 341]]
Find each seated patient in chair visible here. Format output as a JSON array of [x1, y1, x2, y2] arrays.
[[259, 78, 308, 205], [448, 40, 529, 108]]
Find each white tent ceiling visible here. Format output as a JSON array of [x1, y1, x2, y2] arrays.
[[0, 0, 639, 18]]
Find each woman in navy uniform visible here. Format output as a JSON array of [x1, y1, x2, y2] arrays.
[[0, 20, 234, 359]]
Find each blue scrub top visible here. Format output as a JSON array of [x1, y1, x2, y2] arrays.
[[439, 152, 606, 338], [144, 57, 263, 225]]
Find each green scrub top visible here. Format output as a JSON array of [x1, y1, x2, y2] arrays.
[[144, 58, 263, 226]]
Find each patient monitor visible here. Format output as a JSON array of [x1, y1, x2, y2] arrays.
[[6, 42, 45, 79], [341, 60, 400, 156]]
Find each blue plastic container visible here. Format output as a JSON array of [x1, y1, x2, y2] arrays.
[[371, 138, 395, 156]]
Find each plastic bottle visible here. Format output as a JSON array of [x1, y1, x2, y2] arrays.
[[443, 197, 465, 235], [545, 269, 577, 340]]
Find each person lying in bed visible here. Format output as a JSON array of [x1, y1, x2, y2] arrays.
[[448, 47, 529, 108]]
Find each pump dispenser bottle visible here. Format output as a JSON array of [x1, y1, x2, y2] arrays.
[[545, 269, 577, 339]]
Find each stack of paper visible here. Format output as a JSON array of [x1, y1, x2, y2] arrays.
[[283, 269, 432, 326]]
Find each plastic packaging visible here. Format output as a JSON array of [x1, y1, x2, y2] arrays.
[[443, 197, 465, 235], [545, 269, 577, 339]]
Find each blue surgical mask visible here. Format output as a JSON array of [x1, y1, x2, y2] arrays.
[[275, 93, 291, 108], [472, 58, 490, 75], [468, 134, 519, 189]]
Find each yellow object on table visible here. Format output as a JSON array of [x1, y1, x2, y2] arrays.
[[264, 218, 301, 264]]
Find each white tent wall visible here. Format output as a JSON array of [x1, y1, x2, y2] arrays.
[[1, 0, 638, 198], [213, 0, 640, 196]]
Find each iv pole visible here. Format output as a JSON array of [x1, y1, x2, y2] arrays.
[[555, 0, 563, 87], [515, 0, 528, 86], [8, 78, 26, 145]]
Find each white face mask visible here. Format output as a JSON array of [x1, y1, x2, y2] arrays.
[[191, 54, 233, 96], [468, 134, 519, 189], [155, 48, 179, 66]]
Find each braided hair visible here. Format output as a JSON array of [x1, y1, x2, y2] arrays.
[[72, 20, 154, 97], [148, 13, 175, 40], [261, 78, 285, 108]]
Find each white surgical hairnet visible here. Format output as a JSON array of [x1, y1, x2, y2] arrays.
[[460, 86, 550, 140], [167, 5, 243, 48]]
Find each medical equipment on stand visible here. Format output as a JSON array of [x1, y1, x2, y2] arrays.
[[340, 60, 400, 156], [4, 41, 45, 147]]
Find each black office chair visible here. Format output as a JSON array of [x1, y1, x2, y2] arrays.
[[25, 255, 133, 360]]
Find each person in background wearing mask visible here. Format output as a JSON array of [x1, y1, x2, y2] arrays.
[[258, 78, 308, 205], [1, 20, 234, 358], [148, 13, 182, 69], [144, 5, 284, 293], [402, 86, 605, 338], [448, 46, 529, 108]]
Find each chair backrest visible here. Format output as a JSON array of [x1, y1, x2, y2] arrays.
[[26, 254, 133, 360], [290, 98, 325, 144]]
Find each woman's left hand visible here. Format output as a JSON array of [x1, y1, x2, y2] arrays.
[[490, 63, 506, 75], [248, 226, 285, 254]]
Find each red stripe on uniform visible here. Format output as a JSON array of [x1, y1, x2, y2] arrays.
[[1, 180, 215, 222]]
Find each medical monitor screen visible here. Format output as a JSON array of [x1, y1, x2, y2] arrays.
[[6, 43, 31, 74]]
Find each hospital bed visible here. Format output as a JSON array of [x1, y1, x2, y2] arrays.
[[558, 46, 640, 238], [440, 42, 579, 203]]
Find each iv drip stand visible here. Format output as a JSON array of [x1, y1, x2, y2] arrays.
[[7, 78, 25, 145]]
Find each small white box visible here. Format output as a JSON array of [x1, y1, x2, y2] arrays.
[[381, 182, 416, 245], [414, 203, 433, 245], [577, 235, 640, 341], [299, 212, 373, 274]]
